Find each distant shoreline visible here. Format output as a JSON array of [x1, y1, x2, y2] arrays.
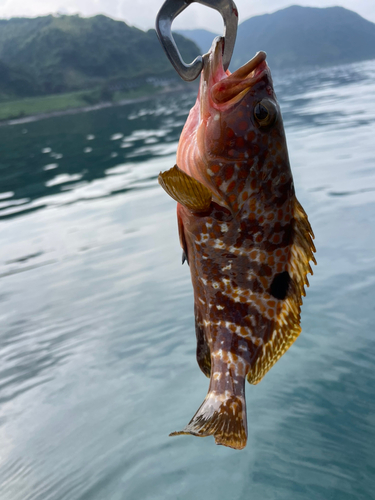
[[0, 84, 195, 127], [0, 95, 151, 127]]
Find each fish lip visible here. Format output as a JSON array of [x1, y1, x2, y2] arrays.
[[201, 38, 268, 106], [201, 36, 227, 87]]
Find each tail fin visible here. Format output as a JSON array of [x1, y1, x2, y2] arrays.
[[170, 389, 247, 450]]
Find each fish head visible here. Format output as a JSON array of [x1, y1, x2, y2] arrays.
[[201, 38, 279, 155], [177, 37, 291, 212]]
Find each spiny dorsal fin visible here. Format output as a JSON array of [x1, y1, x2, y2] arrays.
[[247, 196, 316, 385], [158, 165, 212, 212]]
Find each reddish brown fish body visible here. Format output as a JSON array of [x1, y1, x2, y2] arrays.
[[159, 38, 315, 450]]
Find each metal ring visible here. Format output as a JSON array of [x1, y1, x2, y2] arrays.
[[155, 0, 238, 81]]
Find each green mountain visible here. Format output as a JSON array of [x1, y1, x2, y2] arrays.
[[233, 6, 375, 69], [2, 6, 374, 107], [0, 14, 199, 98], [176, 6, 375, 70], [0, 60, 42, 99]]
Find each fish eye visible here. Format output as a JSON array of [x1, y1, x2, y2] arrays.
[[254, 99, 277, 127]]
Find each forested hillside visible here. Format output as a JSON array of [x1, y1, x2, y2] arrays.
[[232, 6, 375, 69], [0, 14, 199, 99], [177, 6, 375, 70]]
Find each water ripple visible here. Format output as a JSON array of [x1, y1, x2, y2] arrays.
[[0, 59, 375, 500]]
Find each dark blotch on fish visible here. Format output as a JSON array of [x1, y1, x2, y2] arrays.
[[269, 271, 291, 300]]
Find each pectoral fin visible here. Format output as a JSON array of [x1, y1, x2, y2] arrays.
[[158, 165, 212, 212]]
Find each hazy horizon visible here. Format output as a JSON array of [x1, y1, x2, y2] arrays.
[[0, 0, 374, 33]]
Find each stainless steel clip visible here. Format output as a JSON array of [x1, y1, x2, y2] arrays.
[[155, 0, 238, 81]]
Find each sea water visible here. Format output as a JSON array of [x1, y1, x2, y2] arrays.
[[0, 59, 374, 500]]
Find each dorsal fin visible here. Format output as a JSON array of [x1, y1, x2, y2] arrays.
[[158, 165, 212, 212], [247, 197, 316, 385]]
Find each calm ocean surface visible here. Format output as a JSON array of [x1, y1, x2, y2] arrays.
[[0, 59, 374, 500]]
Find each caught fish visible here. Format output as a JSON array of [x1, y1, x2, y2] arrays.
[[158, 37, 316, 450]]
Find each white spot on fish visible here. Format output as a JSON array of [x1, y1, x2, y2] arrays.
[[214, 239, 225, 249], [199, 298, 205, 305], [214, 114, 220, 121], [214, 349, 223, 360], [216, 305, 224, 310], [220, 223, 229, 233], [228, 245, 245, 255]]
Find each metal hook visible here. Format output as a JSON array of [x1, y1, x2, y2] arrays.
[[155, 0, 238, 82]]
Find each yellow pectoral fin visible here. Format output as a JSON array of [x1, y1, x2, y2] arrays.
[[158, 165, 212, 212]]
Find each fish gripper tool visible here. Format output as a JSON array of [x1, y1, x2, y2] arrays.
[[155, 0, 238, 81]]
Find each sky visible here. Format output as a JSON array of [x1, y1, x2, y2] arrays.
[[0, 0, 374, 32]]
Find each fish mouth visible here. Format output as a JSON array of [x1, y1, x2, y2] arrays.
[[202, 37, 268, 106]]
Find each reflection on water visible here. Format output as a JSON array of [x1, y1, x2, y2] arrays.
[[0, 60, 374, 500], [0, 91, 194, 221]]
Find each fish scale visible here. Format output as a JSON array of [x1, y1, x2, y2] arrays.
[[159, 38, 316, 450]]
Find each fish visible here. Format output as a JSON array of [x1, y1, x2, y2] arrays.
[[158, 37, 316, 450]]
